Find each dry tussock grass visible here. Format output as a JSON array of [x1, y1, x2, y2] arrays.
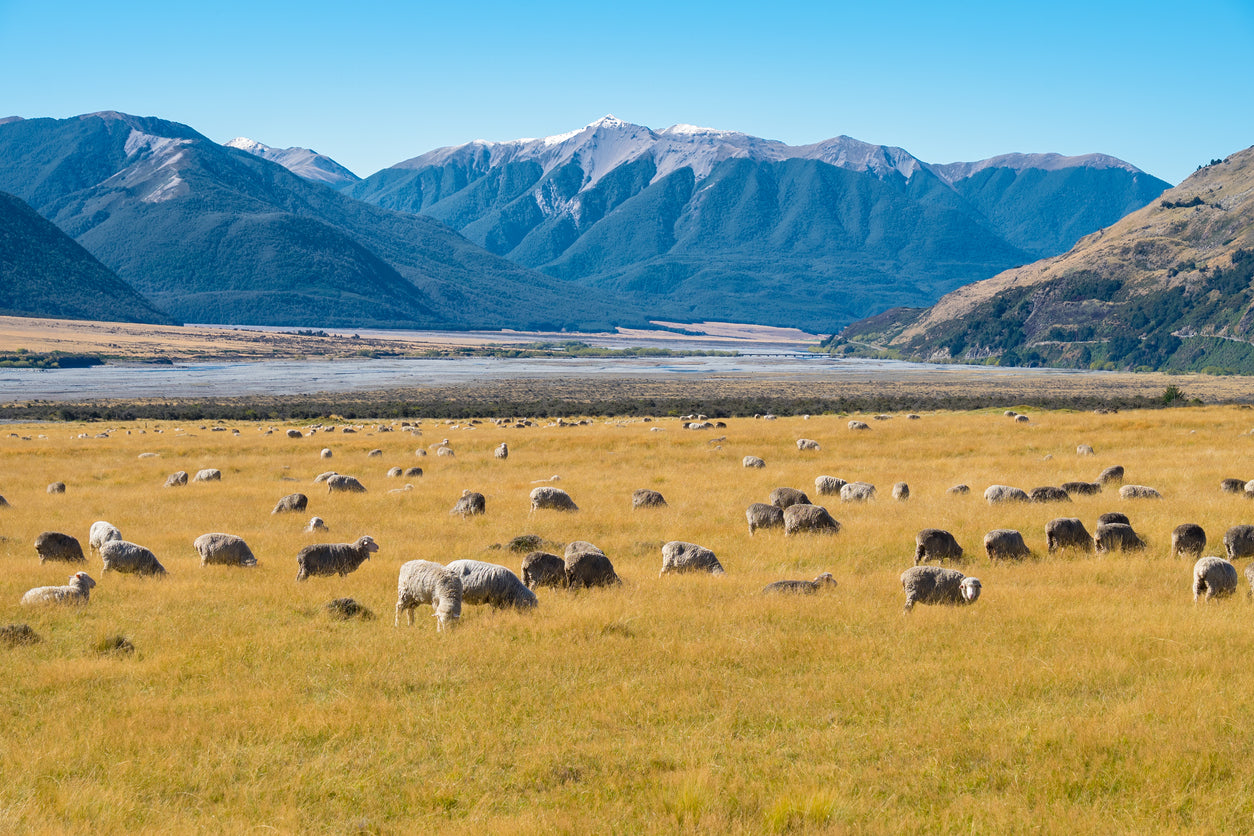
[[2, 408, 1254, 831]]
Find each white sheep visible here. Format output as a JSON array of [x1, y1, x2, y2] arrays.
[[295, 535, 378, 581], [305, 516, 328, 533], [450, 490, 486, 516], [395, 560, 463, 630], [901, 566, 981, 613], [89, 521, 122, 556], [495, 442, 509, 459], [1119, 484, 1162, 500], [100, 540, 166, 575], [743, 456, 766, 469], [796, 438, 820, 451], [746, 503, 785, 534], [193, 533, 258, 567], [1194, 556, 1238, 602], [770, 487, 811, 508], [164, 470, 188, 487], [814, 475, 846, 496], [984, 485, 1029, 504], [326, 474, 367, 493], [444, 559, 537, 609], [192, 468, 222, 483], [840, 482, 876, 503], [272, 493, 308, 514], [530, 486, 578, 512], [892, 482, 910, 501], [660, 541, 724, 576], [21, 572, 96, 606], [984, 529, 1031, 561], [783, 504, 841, 535]]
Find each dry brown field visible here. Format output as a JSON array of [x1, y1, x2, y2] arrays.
[[4, 407, 1254, 832]]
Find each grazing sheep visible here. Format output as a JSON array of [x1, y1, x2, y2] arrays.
[[1030, 486, 1071, 503], [947, 484, 971, 495], [1221, 478, 1247, 494], [295, 535, 378, 581], [840, 482, 876, 503], [632, 489, 667, 509], [1097, 512, 1130, 527], [984, 485, 1029, 504], [34, 531, 85, 563], [327, 474, 367, 493], [445, 559, 537, 609], [495, 442, 509, 460], [746, 502, 785, 535], [313, 470, 338, 483], [305, 516, 328, 533], [783, 504, 841, 535], [164, 471, 188, 488], [47, 482, 66, 494], [892, 482, 910, 501], [815, 475, 847, 496], [848, 420, 870, 431], [984, 529, 1031, 561], [1046, 518, 1094, 553], [743, 456, 766, 468], [1223, 525, 1254, 561], [387, 467, 403, 478], [404, 467, 423, 477], [564, 541, 604, 558], [193, 533, 258, 567], [451, 490, 486, 517], [1062, 481, 1101, 496], [530, 486, 578, 512], [88, 521, 122, 555], [901, 566, 981, 613], [565, 550, 621, 589], [915, 529, 964, 565], [521, 552, 567, 589], [1015, 415, 1030, 423], [796, 438, 820, 451], [100, 540, 167, 575], [437, 447, 455, 457], [367, 449, 383, 458], [320, 448, 333, 459], [770, 487, 812, 509], [1193, 556, 1238, 602], [762, 573, 838, 594], [192, 468, 221, 483], [286, 429, 302, 438], [1098, 465, 1125, 485], [1094, 522, 1146, 553], [1077, 445, 1095, 456], [395, 560, 463, 630], [1120, 485, 1162, 500], [272, 493, 308, 514], [21, 572, 96, 606], [1171, 524, 1207, 560], [660, 541, 724, 576]]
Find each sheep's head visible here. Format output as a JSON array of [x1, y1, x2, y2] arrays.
[[358, 536, 380, 555], [72, 572, 97, 590], [814, 573, 838, 589], [960, 577, 982, 604]]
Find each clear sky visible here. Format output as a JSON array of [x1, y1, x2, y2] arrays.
[[1, 0, 1250, 185]]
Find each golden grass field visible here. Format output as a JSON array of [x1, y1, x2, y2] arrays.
[[4, 407, 1254, 833]]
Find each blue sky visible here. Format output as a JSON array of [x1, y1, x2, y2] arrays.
[[1, 0, 1250, 184]]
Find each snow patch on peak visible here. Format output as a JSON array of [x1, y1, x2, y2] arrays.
[[225, 137, 268, 154], [224, 136, 360, 185], [124, 129, 190, 159], [931, 152, 1142, 183]]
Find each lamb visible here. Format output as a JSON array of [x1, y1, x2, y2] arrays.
[[984, 529, 1031, 561], [840, 482, 876, 503], [1221, 478, 1247, 494], [21, 572, 96, 606], [1094, 522, 1146, 553], [495, 442, 509, 459], [915, 529, 963, 565], [796, 438, 820, 451], [565, 550, 621, 589], [326, 474, 367, 493], [1119, 485, 1162, 500], [164, 470, 188, 488], [1029, 486, 1071, 503], [34, 531, 86, 563], [783, 504, 841, 535], [451, 490, 486, 516], [743, 456, 766, 468], [1193, 556, 1238, 602], [892, 482, 910, 501], [100, 540, 167, 575], [660, 541, 724, 576], [632, 489, 667, 509], [193, 533, 258, 567], [746, 502, 785, 535], [1097, 465, 1125, 485], [272, 493, 308, 514], [445, 559, 537, 609], [1171, 524, 1207, 560], [1046, 518, 1093, 553], [814, 476, 846, 496], [88, 521, 121, 556], [1061, 481, 1101, 496], [762, 573, 838, 595], [984, 485, 1029, 504], [901, 566, 982, 613], [1097, 512, 1130, 527], [295, 535, 378, 581], [305, 516, 328, 533], [1223, 525, 1254, 561], [770, 487, 811, 509], [530, 486, 578, 512], [395, 560, 463, 630], [521, 552, 567, 589], [192, 468, 222, 483]]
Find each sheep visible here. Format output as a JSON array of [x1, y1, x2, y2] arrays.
[[796, 438, 820, 451], [746, 502, 785, 535], [305, 516, 328, 533], [565, 550, 621, 589], [1223, 525, 1254, 561], [840, 482, 876, 502], [191, 469, 221, 483], [848, 420, 870, 431], [1120, 485, 1162, 500], [451, 490, 486, 516], [34, 531, 86, 563], [286, 429, 302, 438], [892, 482, 910, 501], [295, 535, 378, 581], [1193, 556, 1238, 602], [21, 572, 96, 606], [437, 447, 455, 457], [564, 541, 604, 558], [915, 529, 964, 565], [762, 573, 838, 595], [47, 482, 66, 494], [327, 474, 367, 493], [193, 533, 258, 567], [395, 560, 463, 630], [272, 493, 308, 514], [947, 484, 971, 496], [320, 448, 333, 459], [1097, 512, 1130, 527], [632, 489, 667, 509], [1097, 465, 1125, 485], [404, 467, 423, 478], [313, 470, 338, 483], [984, 529, 1031, 561], [1221, 478, 1247, 494], [1046, 518, 1094, 553], [1094, 522, 1146, 553], [387, 467, 403, 478], [388, 484, 414, 494], [660, 541, 724, 576], [1029, 486, 1071, 503], [1062, 481, 1101, 496], [100, 540, 167, 575], [770, 487, 811, 509], [783, 504, 841, 536], [1077, 445, 1095, 456], [984, 485, 1029, 504], [445, 559, 537, 609], [521, 552, 567, 589], [743, 456, 766, 468], [495, 442, 509, 459], [164, 470, 189, 487], [815, 476, 846, 496], [1015, 414, 1030, 424], [530, 486, 578, 512], [1171, 524, 1207, 560], [901, 566, 982, 613], [88, 521, 121, 556]]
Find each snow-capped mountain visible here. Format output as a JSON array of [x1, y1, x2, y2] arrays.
[[225, 136, 360, 186]]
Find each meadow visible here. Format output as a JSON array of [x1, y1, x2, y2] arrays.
[[3, 407, 1254, 833]]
